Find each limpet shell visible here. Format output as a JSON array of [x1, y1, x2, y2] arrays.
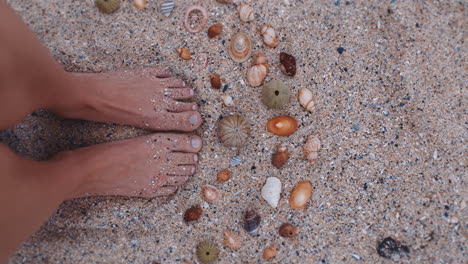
[[228, 32, 252, 63], [267, 116, 298, 136], [223, 230, 241, 249], [243, 209, 261, 234], [289, 181, 312, 209], [95, 0, 120, 14], [161, 0, 175, 17], [217, 115, 250, 149], [196, 241, 219, 264], [261, 80, 290, 109], [184, 5, 208, 33], [261, 177, 281, 208]]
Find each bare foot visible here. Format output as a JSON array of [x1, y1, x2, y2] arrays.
[[52, 67, 202, 131], [55, 133, 202, 198]]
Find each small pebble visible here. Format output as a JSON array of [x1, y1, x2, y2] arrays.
[[337, 47, 345, 54]]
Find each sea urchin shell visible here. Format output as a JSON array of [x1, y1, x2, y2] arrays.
[[95, 0, 120, 14], [196, 241, 219, 264], [261, 80, 290, 109], [217, 115, 250, 149]]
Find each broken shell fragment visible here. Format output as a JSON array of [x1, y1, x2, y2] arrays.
[[207, 23, 223, 38], [263, 247, 277, 260], [196, 241, 219, 264], [238, 3, 255, 22], [279, 52, 297, 77], [210, 74, 221, 89], [221, 95, 234, 106], [217, 115, 250, 149], [247, 63, 268, 87], [260, 25, 278, 47], [243, 209, 261, 233], [261, 177, 281, 208], [184, 5, 208, 33], [230, 155, 242, 166], [299, 88, 315, 112], [201, 185, 221, 204], [178, 48, 192, 60], [223, 230, 241, 249], [279, 223, 298, 238], [289, 181, 313, 209], [184, 206, 202, 222], [161, 0, 175, 17], [228, 32, 252, 63], [267, 116, 298, 136], [272, 145, 289, 168], [303, 135, 321, 162], [217, 169, 231, 182], [95, 0, 120, 14], [261, 80, 290, 109]]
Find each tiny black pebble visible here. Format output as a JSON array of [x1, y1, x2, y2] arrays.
[[337, 47, 345, 54], [222, 84, 229, 93], [251, 166, 256, 170], [416, 23, 420, 28], [444, 205, 450, 210], [377, 237, 409, 259]]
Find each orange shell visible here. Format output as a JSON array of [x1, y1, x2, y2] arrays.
[[289, 181, 312, 209], [223, 230, 241, 249], [279, 223, 298, 238], [210, 74, 221, 89], [267, 116, 298, 136], [263, 247, 277, 260], [216, 169, 231, 182], [208, 23, 223, 38]]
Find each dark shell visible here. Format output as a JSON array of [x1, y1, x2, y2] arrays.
[[377, 237, 410, 259], [217, 115, 250, 149], [279, 52, 297, 77], [183, 206, 202, 222], [95, 0, 120, 14], [279, 223, 298, 238], [243, 210, 261, 233], [272, 151, 289, 168], [196, 241, 219, 264], [261, 80, 290, 109]]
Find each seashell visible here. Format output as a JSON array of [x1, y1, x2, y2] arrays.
[[221, 95, 234, 106], [247, 64, 268, 87], [261, 177, 282, 208], [238, 3, 255, 22], [183, 206, 202, 222], [217, 169, 231, 182], [263, 247, 277, 260], [260, 25, 278, 47], [243, 209, 261, 234], [207, 23, 223, 38], [223, 230, 241, 249], [228, 32, 252, 63], [261, 80, 290, 109], [253, 52, 267, 65], [298, 88, 315, 112], [289, 181, 313, 209], [184, 5, 208, 33], [194, 52, 208, 72], [178, 48, 192, 60], [161, 0, 175, 17], [95, 0, 120, 14], [196, 241, 219, 264], [279, 223, 298, 238], [272, 145, 289, 168], [377, 237, 410, 259], [230, 155, 242, 166], [133, 0, 146, 10], [210, 74, 221, 89], [267, 116, 298, 136], [217, 115, 250, 149], [201, 185, 221, 203], [279, 52, 297, 77], [303, 135, 320, 162]]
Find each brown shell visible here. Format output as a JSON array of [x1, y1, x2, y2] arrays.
[[210, 74, 221, 89], [263, 247, 277, 260], [223, 230, 241, 249], [280, 52, 297, 77], [184, 206, 202, 222], [272, 148, 289, 168], [208, 23, 223, 38], [178, 48, 192, 60], [267, 116, 298, 136], [201, 185, 221, 203], [228, 32, 252, 63], [217, 169, 231, 182], [289, 181, 313, 209], [243, 210, 261, 233], [279, 223, 298, 238], [217, 115, 250, 149]]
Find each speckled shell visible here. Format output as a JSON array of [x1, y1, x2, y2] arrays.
[[289, 181, 313, 209], [223, 230, 241, 249], [267, 116, 298, 136], [280, 52, 297, 77], [196, 241, 219, 264], [260, 25, 278, 47], [243, 210, 261, 233], [261, 80, 290, 109], [161, 0, 175, 17], [95, 0, 120, 14], [201, 185, 221, 204], [228, 32, 252, 63], [299, 88, 315, 112], [217, 115, 250, 149], [238, 3, 255, 22], [279, 223, 298, 238], [303, 135, 321, 162], [184, 206, 202, 222]]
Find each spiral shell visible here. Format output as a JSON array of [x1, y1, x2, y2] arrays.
[[161, 0, 175, 17], [201, 185, 221, 204], [247, 64, 268, 87], [299, 88, 315, 112], [178, 48, 192, 60], [217, 115, 250, 149], [228, 32, 252, 63], [133, 0, 146, 10], [95, 0, 120, 14], [303, 135, 321, 162], [253, 52, 267, 65], [223, 230, 241, 249], [261, 80, 290, 109], [238, 3, 255, 22], [260, 25, 278, 47], [243, 209, 261, 233]]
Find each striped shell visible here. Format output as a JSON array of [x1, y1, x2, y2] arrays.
[[161, 0, 175, 17], [230, 155, 242, 166], [228, 32, 252, 63], [217, 115, 250, 149]]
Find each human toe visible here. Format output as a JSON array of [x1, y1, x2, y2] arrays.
[[164, 88, 195, 100], [167, 165, 196, 176], [165, 176, 190, 186], [168, 152, 198, 165]]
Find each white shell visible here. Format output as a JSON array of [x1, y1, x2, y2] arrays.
[[221, 95, 234, 106], [304, 135, 321, 162], [230, 155, 242, 166], [261, 177, 282, 208], [238, 3, 255, 22], [299, 88, 315, 112], [260, 25, 278, 47], [247, 64, 268, 87], [161, 0, 175, 17]]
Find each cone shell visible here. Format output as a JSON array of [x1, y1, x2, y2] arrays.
[[223, 230, 241, 249], [95, 0, 120, 14], [210, 74, 221, 89], [261, 80, 290, 109], [304, 135, 321, 162], [217, 169, 231, 182], [260, 25, 278, 47], [243, 210, 261, 233], [299, 88, 315, 112], [178, 48, 192, 60], [201, 185, 221, 204], [217, 115, 250, 148], [280, 52, 297, 77], [228, 32, 252, 63], [247, 64, 268, 87], [267, 116, 298, 136], [279, 223, 298, 238], [184, 206, 202, 222], [289, 181, 313, 209], [263, 247, 277, 260], [238, 3, 255, 22], [272, 146, 289, 168], [161, 0, 175, 17], [208, 23, 223, 38]]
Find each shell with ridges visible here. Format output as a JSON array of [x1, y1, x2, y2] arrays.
[[223, 230, 241, 249], [196, 241, 219, 264], [261, 177, 282, 208], [95, 0, 120, 14], [243, 209, 261, 233], [228, 32, 252, 63], [247, 64, 268, 87], [304, 135, 320, 161], [217, 115, 250, 149], [238, 3, 255, 22], [261, 80, 290, 109], [260, 25, 278, 47], [161, 0, 175, 17], [299, 88, 315, 112], [230, 155, 242, 166]]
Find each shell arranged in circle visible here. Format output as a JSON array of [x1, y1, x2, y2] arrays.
[[228, 32, 252, 63], [261, 80, 290, 109], [217, 115, 250, 149], [95, 0, 120, 14], [196, 241, 219, 264]]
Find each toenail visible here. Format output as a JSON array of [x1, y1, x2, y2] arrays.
[[193, 154, 198, 162], [192, 104, 198, 111], [191, 167, 196, 173], [191, 137, 202, 149], [190, 89, 194, 96], [183, 81, 186, 87], [189, 114, 198, 125]]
